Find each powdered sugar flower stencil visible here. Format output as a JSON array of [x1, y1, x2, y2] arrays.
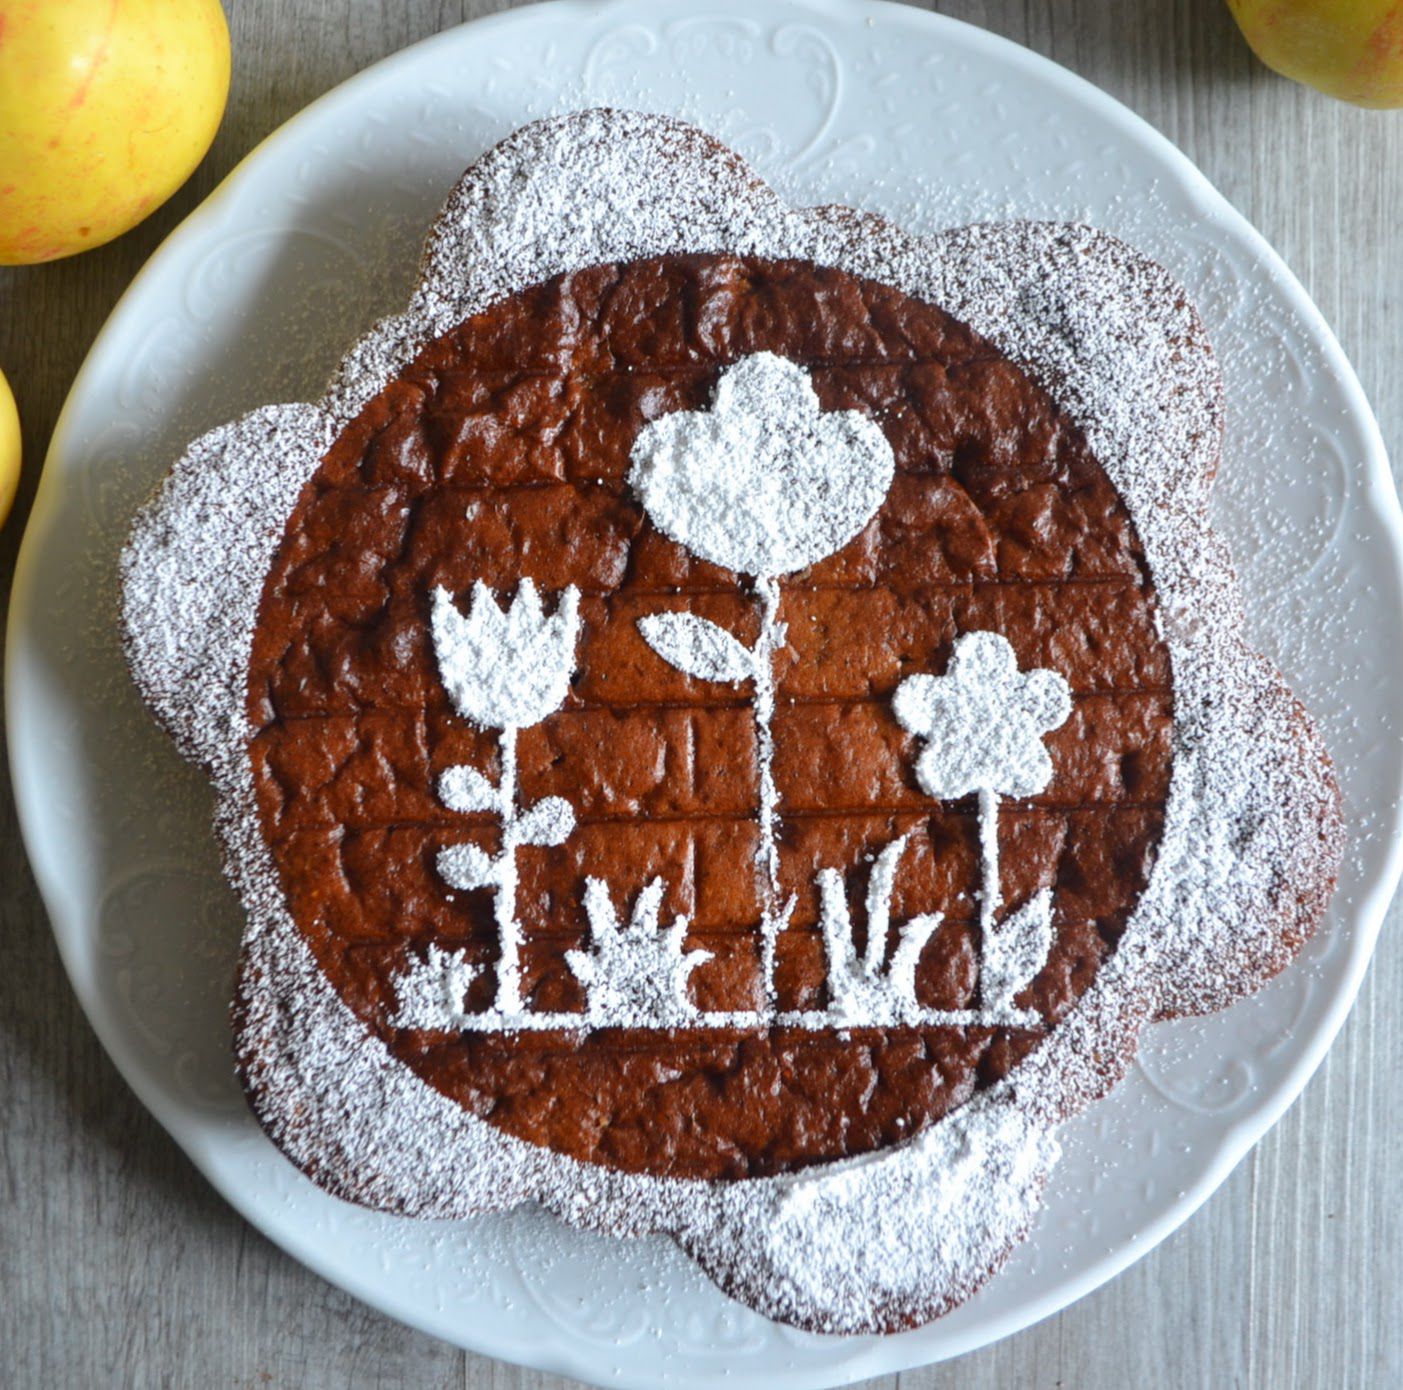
[[629, 353, 895, 578], [431, 580, 580, 1016], [432, 578, 579, 730], [894, 631, 1071, 1014], [816, 835, 944, 1027], [629, 354, 895, 1003]]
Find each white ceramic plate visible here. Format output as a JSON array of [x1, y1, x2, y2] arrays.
[[8, 2, 1400, 1385]]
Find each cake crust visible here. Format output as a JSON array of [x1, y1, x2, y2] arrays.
[[121, 109, 1343, 1334]]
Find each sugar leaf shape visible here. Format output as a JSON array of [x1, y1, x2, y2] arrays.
[[513, 796, 576, 848], [816, 834, 943, 1026], [637, 611, 757, 684], [437, 841, 497, 892], [565, 878, 713, 1027], [980, 888, 1054, 1013], [390, 944, 480, 1030], [438, 764, 499, 814]]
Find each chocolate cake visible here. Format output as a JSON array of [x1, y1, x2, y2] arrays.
[[121, 110, 1342, 1333]]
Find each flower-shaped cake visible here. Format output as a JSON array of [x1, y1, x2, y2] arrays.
[[121, 111, 1342, 1337]]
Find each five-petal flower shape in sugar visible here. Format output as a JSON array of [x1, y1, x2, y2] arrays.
[[893, 631, 1071, 1014], [893, 630, 1071, 803]]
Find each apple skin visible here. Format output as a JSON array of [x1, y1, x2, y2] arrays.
[[1227, 0, 1403, 107], [0, 367, 19, 528], [0, 0, 231, 264]]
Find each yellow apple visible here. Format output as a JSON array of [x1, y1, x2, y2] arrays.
[[0, 0, 230, 264], [1227, 0, 1403, 107], [0, 368, 19, 528]]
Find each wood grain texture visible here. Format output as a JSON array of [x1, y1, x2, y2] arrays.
[[0, 2, 1398, 1387]]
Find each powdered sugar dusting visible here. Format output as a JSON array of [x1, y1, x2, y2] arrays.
[[635, 610, 757, 683], [566, 878, 712, 1027], [120, 110, 1342, 1334], [894, 631, 1071, 804], [691, 1092, 1060, 1327], [426, 579, 580, 1017], [430, 579, 580, 732], [629, 353, 894, 959], [817, 835, 949, 1028], [892, 629, 1071, 987], [627, 352, 894, 578]]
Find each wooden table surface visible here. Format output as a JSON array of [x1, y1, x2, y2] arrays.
[[1, 3, 1398, 1386]]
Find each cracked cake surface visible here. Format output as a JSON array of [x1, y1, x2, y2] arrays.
[[121, 109, 1342, 1333]]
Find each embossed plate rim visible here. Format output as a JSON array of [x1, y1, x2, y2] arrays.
[[8, 1, 1401, 1385]]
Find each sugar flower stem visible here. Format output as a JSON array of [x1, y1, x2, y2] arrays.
[[754, 576, 783, 900], [753, 574, 787, 1007], [977, 785, 1001, 998], [493, 724, 523, 1015], [977, 786, 1001, 933]]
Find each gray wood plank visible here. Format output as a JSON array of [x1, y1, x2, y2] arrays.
[[1, 2, 1398, 1387]]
